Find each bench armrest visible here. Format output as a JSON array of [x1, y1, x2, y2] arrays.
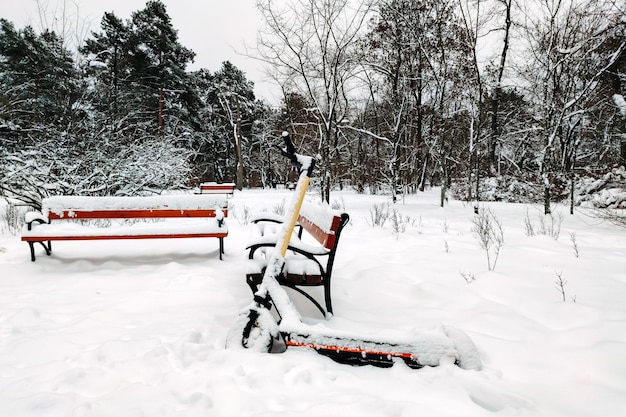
[[250, 212, 285, 224], [24, 211, 49, 230], [215, 209, 225, 227]]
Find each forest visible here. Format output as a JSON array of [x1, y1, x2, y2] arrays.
[[1, 0, 625, 215]]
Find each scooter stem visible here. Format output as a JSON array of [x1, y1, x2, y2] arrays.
[[280, 173, 310, 257]]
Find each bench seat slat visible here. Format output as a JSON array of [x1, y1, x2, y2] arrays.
[[23, 233, 228, 242], [22, 221, 226, 239], [47, 209, 225, 220]]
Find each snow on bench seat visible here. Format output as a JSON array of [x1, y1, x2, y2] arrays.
[[21, 195, 228, 261], [21, 220, 226, 238], [43, 195, 228, 215]]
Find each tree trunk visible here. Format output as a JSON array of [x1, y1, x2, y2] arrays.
[[235, 99, 244, 190]]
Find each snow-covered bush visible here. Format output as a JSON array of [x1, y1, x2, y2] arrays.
[[366, 202, 389, 227], [472, 207, 504, 271], [452, 168, 626, 211], [389, 209, 413, 237], [575, 166, 626, 227], [576, 166, 626, 209], [524, 208, 564, 240], [0, 199, 30, 235], [272, 198, 286, 215], [451, 175, 546, 204], [232, 204, 252, 225], [0, 134, 193, 211]]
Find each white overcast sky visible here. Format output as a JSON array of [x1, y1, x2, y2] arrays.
[[1, 0, 281, 101]]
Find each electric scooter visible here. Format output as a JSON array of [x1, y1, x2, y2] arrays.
[[227, 132, 481, 370]]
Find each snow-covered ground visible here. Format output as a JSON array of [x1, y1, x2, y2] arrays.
[[1, 188, 625, 417]]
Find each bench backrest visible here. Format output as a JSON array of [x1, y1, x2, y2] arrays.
[[297, 203, 349, 250], [43, 195, 228, 220], [199, 182, 236, 195]]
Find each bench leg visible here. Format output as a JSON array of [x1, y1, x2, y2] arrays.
[[28, 242, 36, 262], [219, 237, 224, 260], [27, 241, 51, 262], [324, 282, 333, 316], [281, 282, 327, 318]]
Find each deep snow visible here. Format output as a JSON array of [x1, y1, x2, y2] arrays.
[[1, 188, 625, 416]]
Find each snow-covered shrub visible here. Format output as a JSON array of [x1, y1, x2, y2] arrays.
[[472, 207, 504, 271], [523, 208, 535, 236], [570, 232, 579, 258], [523, 207, 564, 240], [452, 174, 574, 204], [574, 166, 626, 227], [0, 199, 31, 235], [235, 204, 252, 225], [576, 166, 626, 209], [554, 271, 575, 302], [0, 134, 193, 209], [273, 198, 286, 215], [460, 271, 476, 283], [452, 175, 544, 204], [331, 197, 345, 211], [389, 209, 414, 237], [367, 202, 389, 227], [538, 211, 564, 240]]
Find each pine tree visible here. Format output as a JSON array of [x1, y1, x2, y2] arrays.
[[80, 12, 131, 131], [0, 19, 80, 132], [81, 1, 201, 137], [128, 0, 200, 134]]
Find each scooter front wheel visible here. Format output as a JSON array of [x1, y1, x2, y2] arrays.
[[226, 306, 281, 353]]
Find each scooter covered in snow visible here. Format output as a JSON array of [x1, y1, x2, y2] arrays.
[[227, 132, 481, 370]]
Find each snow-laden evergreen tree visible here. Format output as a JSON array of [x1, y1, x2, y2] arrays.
[[187, 61, 258, 185], [128, 0, 201, 134], [0, 19, 81, 133], [81, 1, 201, 137], [1, 5, 195, 206], [80, 12, 132, 132]]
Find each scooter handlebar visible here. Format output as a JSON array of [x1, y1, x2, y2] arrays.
[[281, 131, 297, 159], [279, 131, 315, 176]]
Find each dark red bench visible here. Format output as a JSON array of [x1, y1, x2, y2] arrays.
[[21, 195, 228, 261], [245, 203, 349, 317], [197, 182, 236, 196]]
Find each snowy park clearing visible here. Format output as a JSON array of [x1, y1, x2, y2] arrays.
[[1, 188, 625, 417]]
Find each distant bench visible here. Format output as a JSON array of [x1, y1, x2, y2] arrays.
[[21, 195, 228, 262], [197, 182, 236, 196], [245, 202, 349, 317]]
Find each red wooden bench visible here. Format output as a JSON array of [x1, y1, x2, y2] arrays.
[[245, 202, 349, 317], [197, 182, 236, 196], [21, 195, 228, 261]]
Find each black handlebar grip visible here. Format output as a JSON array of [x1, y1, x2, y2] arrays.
[[282, 131, 296, 157], [278, 131, 315, 175]]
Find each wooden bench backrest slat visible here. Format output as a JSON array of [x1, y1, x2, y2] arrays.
[[297, 214, 340, 250], [199, 183, 235, 195], [38, 232, 228, 241], [47, 209, 227, 220], [200, 184, 235, 191]]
